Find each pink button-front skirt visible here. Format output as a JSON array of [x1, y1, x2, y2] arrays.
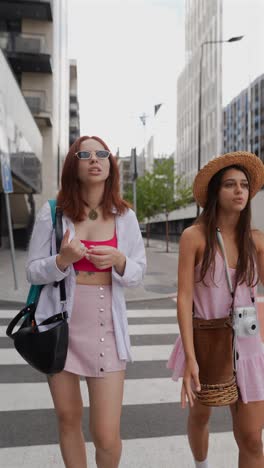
[[64, 284, 126, 377]]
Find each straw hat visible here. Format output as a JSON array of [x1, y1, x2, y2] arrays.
[[193, 151, 264, 208]]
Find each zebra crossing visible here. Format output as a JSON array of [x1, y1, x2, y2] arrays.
[[0, 305, 240, 468]]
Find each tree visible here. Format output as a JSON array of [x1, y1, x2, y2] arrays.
[[124, 172, 157, 247], [136, 173, 158, 246], [175, 175, 194, 208], [123, 157, 193, 251], [152, 158, 193, 252]]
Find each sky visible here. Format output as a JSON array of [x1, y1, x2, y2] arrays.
[[222, 0, 264, 106], [68, 0, 264, 156], [68, 0, 185, 156]]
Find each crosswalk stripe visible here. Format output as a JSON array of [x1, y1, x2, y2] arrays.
[[0, 344, 174, 365], [0, 308, 177, 320], [125, 324, 179, 335], [0, 323, 179, 338], [131, 345, 173, 361], [0, 401, 233, 445], [127, 309, 176, 318], [0, 378, 181, 411], [0, 432, 240, 468], [0, 310, 17, 319]]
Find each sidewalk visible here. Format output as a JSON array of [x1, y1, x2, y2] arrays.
[[0, 239, 178, 305], [1, 238, 264, 305]]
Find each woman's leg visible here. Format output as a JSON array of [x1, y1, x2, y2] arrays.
[[188, 399, 212, 463], [230, 400, 264, 468], [48, 371, 87, 468], [86, 370, 125, 468]]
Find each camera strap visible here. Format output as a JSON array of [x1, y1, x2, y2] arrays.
[[216, 227, 256, 372], [216, 228, 239, 372], [216, 227, 237, 308], [216, 227, 255, 305]]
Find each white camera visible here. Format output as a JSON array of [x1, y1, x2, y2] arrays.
[[233, 306, 259, 338]]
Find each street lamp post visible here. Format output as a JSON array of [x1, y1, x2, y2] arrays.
[[131, 147, 138, 215], [196, 35, 244, 217]]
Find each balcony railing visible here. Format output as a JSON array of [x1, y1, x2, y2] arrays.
[[70, 101, 79, 111], [0, 32, 47, 55], [23, 89, 46, 113], [23, 89, 52, 126], [0, 1, 52, 22]]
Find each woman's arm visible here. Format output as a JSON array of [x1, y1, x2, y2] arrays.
[[177, 226, 201, 407], [177, 227, 197, 360], [112, 210, 146, 288], [26, 202, 71, 285]]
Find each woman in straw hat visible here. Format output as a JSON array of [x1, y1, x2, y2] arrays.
[[167, 151, 264, 468]]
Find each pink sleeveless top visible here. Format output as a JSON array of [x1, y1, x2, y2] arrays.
[[193, 249, 255, 319], [73, 233, 117, 272]]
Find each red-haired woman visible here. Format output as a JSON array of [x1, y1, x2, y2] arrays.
[[26, 136, 146, 468]]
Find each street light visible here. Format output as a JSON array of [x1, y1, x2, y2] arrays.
[[131, 147, 138, 215], [196, 35, 244, 217]]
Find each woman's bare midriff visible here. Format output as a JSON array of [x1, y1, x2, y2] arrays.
[[75, 270, 112, 285]]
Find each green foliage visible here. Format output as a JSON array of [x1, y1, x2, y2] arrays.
[[123, 186, 133, 205], [175, 176, 194, 208], [152, 158, 193, 215], [152, 158, 175, 214], [123, 157, 193, 221]]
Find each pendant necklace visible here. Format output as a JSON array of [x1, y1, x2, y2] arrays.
[[88, 208, 98, 221], [82, 199, 100, 221]]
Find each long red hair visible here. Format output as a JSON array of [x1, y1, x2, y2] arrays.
[[57, 135, 130, 221]]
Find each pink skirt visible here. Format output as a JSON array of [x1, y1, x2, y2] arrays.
[[64, 284, 126, 377]]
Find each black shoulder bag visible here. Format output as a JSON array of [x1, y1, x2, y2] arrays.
[[6, 207, 69, 375]]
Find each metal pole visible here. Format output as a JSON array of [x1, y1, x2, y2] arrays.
[[4, 192, 18, 289], [247, 82, 252, 152], [196, 37, 243, 217], [196, 44, 204, 217], [133, 179, 137, 215], [132, 147, 137, 215], [165, 212, 169, 253]]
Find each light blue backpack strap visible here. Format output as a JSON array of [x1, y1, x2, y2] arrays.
[[26, 284, 41, 306], [26, 199, 57, 306], [48, 199, 57, 228]]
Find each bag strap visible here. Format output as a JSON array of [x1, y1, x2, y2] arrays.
[[25, 200, 57, 306], [216, 228, 234, 296], [216, 227, 255, 305], [48, 199, 57, 228], [39, 310, 68, 326], [6, 304, 34, 338], [216, 227, 238, 373], [55, 207, 66, 303], [6, 305, 68, 339]]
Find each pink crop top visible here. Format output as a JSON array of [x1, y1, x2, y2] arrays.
[[73, 233, 117, 272]]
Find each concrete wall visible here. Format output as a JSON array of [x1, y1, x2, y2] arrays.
[[252, 190, 264, 231]]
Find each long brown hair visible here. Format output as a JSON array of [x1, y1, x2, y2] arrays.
[[196, 164, 257, 286], [57, 135, 130, 222]]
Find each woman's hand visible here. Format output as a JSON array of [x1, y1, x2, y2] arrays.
[[85, 245, 126, 275], [56, 230, 88, 271], [181, 358, 201, 408]]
